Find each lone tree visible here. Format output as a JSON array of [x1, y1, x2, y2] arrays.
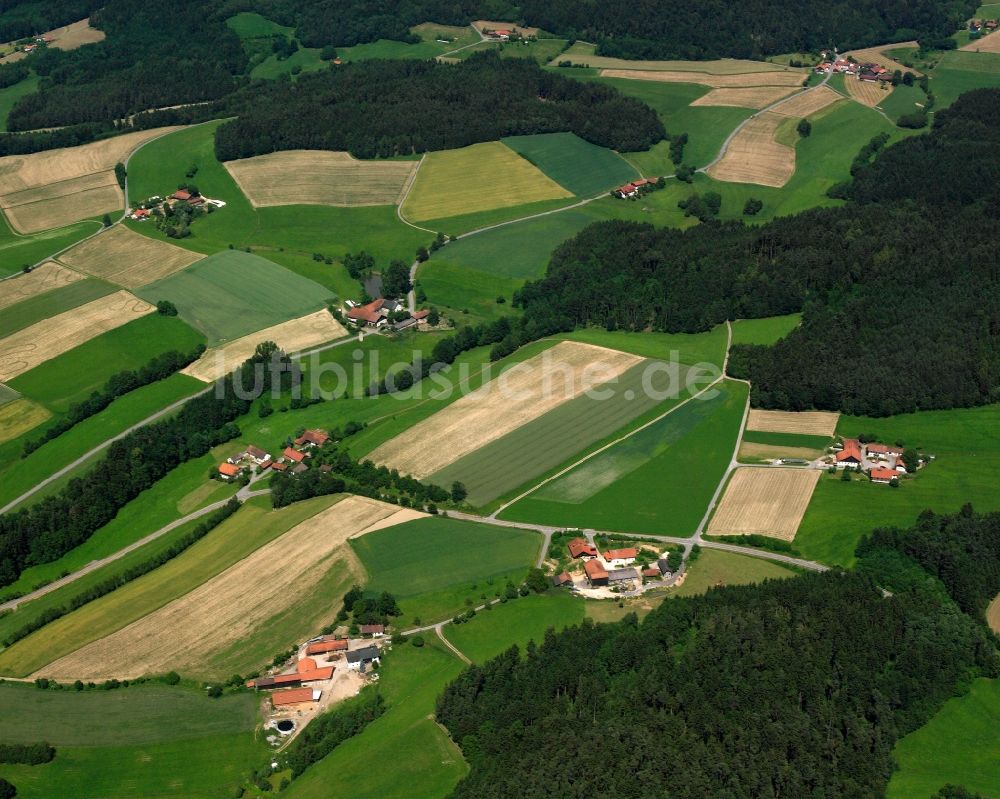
[[114, 161, 126, 190], [451, 481, 467, 503], [382, 260, 412, 298], [156, 300, 178, 316], [101, 213, 113, 227], [743, 197, 763, 216], [797, 118, 812, 137]]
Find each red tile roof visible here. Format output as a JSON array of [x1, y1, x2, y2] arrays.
[[218, 463, 240, 477], [271, 461, 288, 472], [259, 459, 273, 470], [297, 657, 318, 673], [871, 467, 898, 482], [412, 309, 430, 320], [554, 571, 572, 585], [837, 439, 863, 462], [347, 299, 385, 324], [360, 624, 384, 634], [294, 429, 329, 447], [642, 567, 660, 578], [271, 687, 316, 706], [604, 548, 638, 561], [283, 447, 306, 463], [585, 559, 608, 581], [305, 639, 349, 655], [172, 190, 192, 201], [568, 538, 598, 558]]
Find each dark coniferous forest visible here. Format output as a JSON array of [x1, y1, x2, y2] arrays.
[[437, 509, 1000, 799]]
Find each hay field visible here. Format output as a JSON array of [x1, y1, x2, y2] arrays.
[[38, 497, 398, 680], [58, 225, 202, 288], [988, 594, 1000, 634], [690, 86, 798, 108], [182, 310, 347, 382], [223, 150, 417, 207], [707, 467, 821, 540], [737, 442, 824, 462], [705, 112, 795, 187], [401, 141, 572, 222], [0, 290, 153, 382], [48, 18, 106, 50], [0, 261, 84, 311], [845, 77, 892, 107], [556, 47, 795, 74], [844, 42, 921, 75], [963, 29, 1000, 52], [368, 341, 641, 479], [0, 126, 180, 232], [599, 68, 806, 88], [771, 85, 843, 117], [746, 409, 840, 436], [0, 397, 50, 444]]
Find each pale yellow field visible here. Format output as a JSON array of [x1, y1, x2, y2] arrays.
[[690, 86, 798, 108], [988, 593, 1000, 634], [963, 29, 1000, 52], [599, 68, 806, 88], [38, 496, 398, 680], [845, 76, 893, 107], [369, 341, 642, 479], [706, 112, 794, 188], [48, 18, 106, 50], [746, 409, 840, 436], [58, 225, 203, 288], [0, 397, 51, 444], [0, 290, 153, 381], [843, 42, 922, 75], [401, 141, 572, 222], [557, 46, 796, 74], [0, 261, 84, 311], [183, 310, 348, 382], [771, 85, 843, 117], [224, 150, 417, 208], [707, 467, 822, 541], [0, 126, 181, 232], [738, 442, 825, 462]]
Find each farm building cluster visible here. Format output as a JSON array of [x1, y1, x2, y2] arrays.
[[217, 428, 330, 479], [129, 187, 225, 221], [831, 438, 926, 484], [553, 539, 680, 592], [815, 57, 896, 82], [346, 297, 430, 331], [613, 177, 663, 199], [17, 35, 52, 55], [969, 18, 1000, 38]]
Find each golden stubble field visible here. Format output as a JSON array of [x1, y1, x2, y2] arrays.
[[0, 289, 154, 382], [58, 225, 203, 288], [37, 496, 400, 680], [368, 341, 642, 479], [0, 261, 84, 311], [746, 409, 840, 436], [182, 310, 348, 382], [600, 68, 806, 88], [224, 150, 418, 208], [0, 126, 181, 233], [707, 467, 822, 541], [690, 86, 799, 108]]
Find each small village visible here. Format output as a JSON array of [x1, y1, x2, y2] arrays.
[[815, 55, 897, 82], [345, 297, 431, 332], [550, 537, 685, 596], [829, 437, 927, 484], [217, 428, 331, 480]]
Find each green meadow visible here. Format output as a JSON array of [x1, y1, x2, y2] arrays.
[[730, 313, 801, 346], [0, 279, 115, 338], [561, 325, 729, 366], [252, 47, 327, 79], [285, 640, 468, 799], [420, 196, 580, 239], [740, 430, 832, 449], [226, 11, 292, 38], [888, 678, 1000, 799], [443, 591, 586, 663], [338, 23, 479, 61], [673, 549, 796, 597], [137, 250, 332, 344], [352, 516, 540, 624], [0, 72, 39, 131], [795, 404, 1000, 567], [501, 379, 747, 534], [502, 132, 639, 196], [930, 50, 1000, 108], [8, 314, 205, 412], [0, 214, 98, 277]]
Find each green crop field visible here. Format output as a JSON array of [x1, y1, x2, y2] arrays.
[[136, 250, 331, 344], [8, 314, 205, 412], [0, 382, 19, 405], [0, 214, 99, 278], [929, 51, 1000, 108], [252, 46, 327, 79], [0, 72, 39, 131], [401, 141, 572, 223], [417, 260, 523, 322], [560, 325, 729, 366], [672, 549, 795, 597], [740, 430, 832, 449], [501, 132, 639, 196], [338, 23, 479, 61], [443, 591, 586, 663], [226, 11, 292, 38], [0, 279, 115, 338], [285, 640, 468, 799], [500, 379, 747, 534], [888, 678, 1000, 799], [0, 373, 204, 512], [878, 83, 928, 122], [730, 313, 801, 346], [0, 397, 49, 445], [795, 404, 1000, 567], [0, 683, 263, 799], [430, 360, 700, 507], [351, 516, 540, 624], [0, 495, 340, 677]]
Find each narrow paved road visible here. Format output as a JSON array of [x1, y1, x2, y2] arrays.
[[435, 626, 471, 664]]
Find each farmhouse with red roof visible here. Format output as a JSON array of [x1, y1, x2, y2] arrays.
[[567, 538, 598, 559]]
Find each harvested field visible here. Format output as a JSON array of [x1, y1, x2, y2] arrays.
[[556, 47, 795, 74], [690, 86, 798, 108], [705, 112, 794, 187], [963, 29, 1000, 52], [401, 141, 572, 222], [223, 150, 417, 208], [989, 594, 1000, 634], [844, 42, 922, 75], [0, 290, 153, 382], [0, 261, 84, 311], [58, 225, 202, 288], [738, 442, 824, 462], [845, 77, 893, 107], [746, 409, 840, 436], [38, 496, 398, 680], [0, 397, 50, 444], [368, 341, 642, 479], [182, 310, 347, 382], [599, 68, 806, 88], [771, 85, 843, 117], [355, 508, 428, 537], [0, 126, 180, 232], [47, 18, 106, 50], [707, 467, 821, 541]]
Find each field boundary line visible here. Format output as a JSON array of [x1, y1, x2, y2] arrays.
[[435, 626, 471, 663], [395, 154, 437, 234]]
